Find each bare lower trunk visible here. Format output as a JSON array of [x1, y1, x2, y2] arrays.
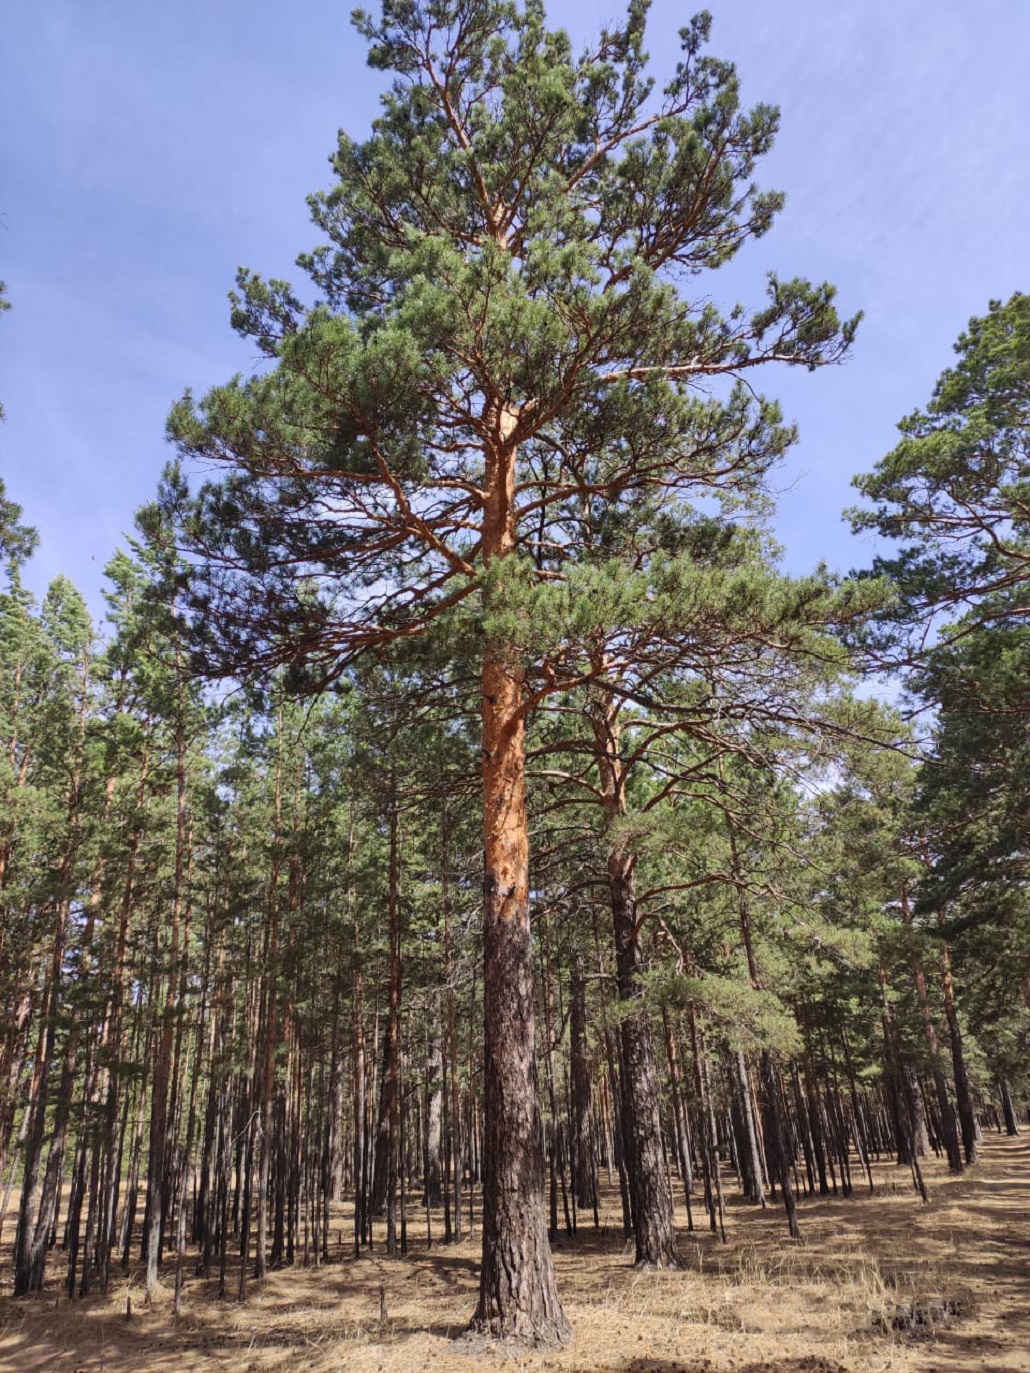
[[879, 968, 928, 1202], [442, 813, 463, 1243], [256, 723, 284, 1281], [424, 1019, 444, 1209], [902, 887, 962, 1174], [352, 965, 366, 1254], [470, 646, 569, 1347], [569, 957, 598, 1216], [733, 1049, 766, 1207], [591, 691, 679, 1269], [13, 904, 68, 1296], [145, 649, 189, 1296], [721, 785, 798, 1238], [941, 947, 978, 1164], [470, 408, 569, 1347], [384, 789, 401, 1256], [999, 1079, 1019, 1136], [759, 1049, 799, 1239], [661, 1009, 693, 1202], [15, 1003, 79, 1295], [609, 853, 681, 1268]]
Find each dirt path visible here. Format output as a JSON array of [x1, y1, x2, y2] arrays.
[[1, 1133, 1027, 1373]]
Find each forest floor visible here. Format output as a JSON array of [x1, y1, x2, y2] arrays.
[[1, 1133, 1027, 1373]]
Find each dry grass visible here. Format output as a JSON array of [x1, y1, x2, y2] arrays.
[[1, 1134, 1028, 1373]]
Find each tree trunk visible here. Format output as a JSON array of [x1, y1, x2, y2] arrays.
[[688, 1009, 725, 1241], [352, 958, 367, 1255], [608, 851, 681, 1267], [733, 1050, 766, 1207], [941, 946, 978, 1164], [471, 644, 569, 1344], [442, 809, 463, 1243], [759, 1049, 800, 1239], [12, 899, 70, 1295], [901, 885, 962, 1174], [661, 1008, 693, 1202], [569, 956, 599, 1216], [801, 1053, 830, 1195], [255, 710, 285, 1280], [424, 1018, 444, 1209], [721, 790, 798, 1239], [591, 692, 680, 1269], [999, 1079, 1019, 1136], [470, 409, 569, 1347], [384, 786, 401, 1257], [879, 967, 928, 1202], [144, 656, 189, 1296]]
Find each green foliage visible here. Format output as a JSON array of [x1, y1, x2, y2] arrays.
[[851, 292, 1030, 625], [0, 286, 40, 577], [659, 969, 802, 1055], [167, 0, 857, 693], [913, 608, 1030, 919], [0, 480, 36, 581]]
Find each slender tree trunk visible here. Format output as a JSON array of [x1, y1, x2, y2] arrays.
[[384, 784, 401, 1257], [941, 946, 978, 1164], [688, 1009, 725, 1241], [21, 1011, 81, 1293], [591, 693, 680, 1269], [472, 642, 568, 1342], [352, 956, 366, 1255], [733, 1050, 766, 1207], [789, 1061, 816, 1197], [144, 656, 189, 1296], [569, 956, 599, 1216], [13, 881, 78, 1295], [197, 986, 228, 1275], [661, 1009, 693, 1203], [759, 1049, 800, 1238], [326, 975, 346, 1206], [721, 791, 798, 1239], [801, 1052, 830, 1195], [608, 850, 681, 1266], [120, 1026, 151, 1270], [539, 911, 572, 1240], [424, 1016, 444, 1209], [839, 1033, 876, 1194], [255, 709, 285, 1280], [13, 656, 91, 1298], [901, 884, 962, 1174], [471, 404, 569, 1347], [879, 967, 928, 1202], [442, 809, 463, 1244], [999, 1080, 1019, 1136]]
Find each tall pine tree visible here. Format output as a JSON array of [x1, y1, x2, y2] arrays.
[[167, 0, 856, 1343]]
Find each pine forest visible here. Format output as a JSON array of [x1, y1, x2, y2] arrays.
[[1, 4, 1029, 1372]]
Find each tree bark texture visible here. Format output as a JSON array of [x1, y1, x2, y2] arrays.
[[609, 852, 681, 1267], [941, 946, 978, 1164], [592, 694, 680, 1269], [569, 957, 599, 1216], [470, 411, 569, 1347], [471, 650, 569, 1345]]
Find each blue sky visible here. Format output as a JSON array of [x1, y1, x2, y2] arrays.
[[3, 0, 1028, 616]]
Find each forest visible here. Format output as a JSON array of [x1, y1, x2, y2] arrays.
[[1, 3, 1028, 1372]]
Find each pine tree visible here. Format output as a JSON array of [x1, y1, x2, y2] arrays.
[[166, 1, 856, 1343], [852, 294, 1030, 1138], [851, 292, 1030, 636]]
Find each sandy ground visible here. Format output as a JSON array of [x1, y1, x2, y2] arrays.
[[1, 1133, 1027, 1373]]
